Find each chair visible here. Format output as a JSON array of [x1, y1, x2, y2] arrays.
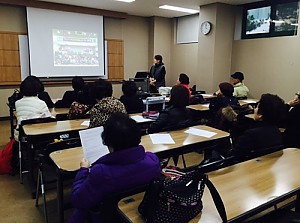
[[145, 96, 166, 112], [35, 138, 81, 223], [18, 117, 57, 184], [88, 184, 149, 223]]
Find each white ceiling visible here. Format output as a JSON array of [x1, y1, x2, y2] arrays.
[[37, 0, 261, 18]]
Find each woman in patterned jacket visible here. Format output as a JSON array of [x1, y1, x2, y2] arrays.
[[89, 79, 126, 128]]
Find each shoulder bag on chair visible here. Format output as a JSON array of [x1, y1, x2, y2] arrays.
[[138, 170, 227, 223]]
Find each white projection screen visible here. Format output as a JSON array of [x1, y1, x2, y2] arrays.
[[26, 7, 105, 79]]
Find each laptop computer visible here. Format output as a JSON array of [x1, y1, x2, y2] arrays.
[[135, 71, 149, 78]]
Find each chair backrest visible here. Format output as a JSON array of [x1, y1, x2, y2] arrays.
[[145, 96, 166, 112], [236, 144, 285, 163], [39, 137, 82, 164], [20, 117, 56, 126]]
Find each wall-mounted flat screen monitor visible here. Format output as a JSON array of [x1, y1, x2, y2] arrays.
[[246, 6, 271, 35]]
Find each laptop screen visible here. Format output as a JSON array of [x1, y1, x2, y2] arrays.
[[135, 71, 149, 78]]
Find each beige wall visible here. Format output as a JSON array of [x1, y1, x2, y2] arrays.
[[0, 5, 26, 33], [171, 41, 199, 87], [197, 3, 236, 93], [231, 36, 300, 101]]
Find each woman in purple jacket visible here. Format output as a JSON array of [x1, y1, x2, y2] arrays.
[[69, 112, 161, 223]]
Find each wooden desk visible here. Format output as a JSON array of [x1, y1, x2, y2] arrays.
[[50, 107, 69, 116], [188, 103, 210, 111], [239, 99, 259, 106], [119, 148, 300, 223], [201, 93, 216, 99], [22, 119, 89, 138], [187, 99, 258, 112], [50, 125, 230, 169], [50, 125, 229, 223]]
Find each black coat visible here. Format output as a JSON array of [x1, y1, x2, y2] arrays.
[[55, 90, 81, 108], [234, 121, 283, 155], [148, 106, 192, 134], [283, 104, 300, 147], [149, 63, 166, 89], [119, 94, 144, 114], [38, 91, 54, 108]]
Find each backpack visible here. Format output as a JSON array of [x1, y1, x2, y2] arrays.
[[8, 89, 22, 109], [0, 139, 16, 174]]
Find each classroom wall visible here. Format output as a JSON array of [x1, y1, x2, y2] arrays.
[[231, 35, 300, 101]]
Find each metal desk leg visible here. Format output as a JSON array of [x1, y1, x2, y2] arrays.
[[27, 142, 37, 198], [57, 169, 65, 223], [9, 105, 14, 139]]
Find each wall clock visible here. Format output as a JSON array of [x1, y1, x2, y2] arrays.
[[201, 21, 212, 35]]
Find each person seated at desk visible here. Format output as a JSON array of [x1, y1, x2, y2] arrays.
[[14, 76, 52, 139], [231, 71, 249, 99], [89, 79, 126, 128], [69, 113, 161, 223], [282, 91, 300, 148], [15, 76, 52, 124], [55, 76, 85, 108], [120, 80, 144, 114], [233, 93, 286, 155], [147, 84, 192, 134], [31, 75, 54, 108], [177, 73, 191, 98], [68, 82, 96, 120], [210, 82, 240, 114]]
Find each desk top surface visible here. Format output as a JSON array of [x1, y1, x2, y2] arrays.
[[119, 148, 300, 223], [50, 107, 69, 115], [22, 119, 89, 136], [50, 125, 229, 172], [188, 99, 258, 111]]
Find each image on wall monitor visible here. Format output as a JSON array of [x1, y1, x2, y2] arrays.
[[246, 6, 271, 35], [274, 2, 299, 33], [53, 29, 99, 66]]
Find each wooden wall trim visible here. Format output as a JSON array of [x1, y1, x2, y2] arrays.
[[0, 0, 128, 19]]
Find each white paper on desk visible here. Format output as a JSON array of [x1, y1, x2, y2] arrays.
[[201, 94, 213, 97], [185, 127, 217, 138], [130, 115, 153, 123], [81, 120, 90, 126], [242, 99, 257, 104], [79, 126, 109, 164], [149, 134, 175, 144], [202, 103, 210, 107]]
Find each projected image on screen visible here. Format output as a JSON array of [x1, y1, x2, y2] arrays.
[[53, 29, 99, 66], [246, 6, 271, 35]]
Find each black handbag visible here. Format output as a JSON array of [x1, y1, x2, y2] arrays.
[[138, 170, 227, 223], [8, 89, 22, 109]]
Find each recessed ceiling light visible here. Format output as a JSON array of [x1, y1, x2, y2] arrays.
[[115, 0, 135, 2], [159, 5, 199, 14]]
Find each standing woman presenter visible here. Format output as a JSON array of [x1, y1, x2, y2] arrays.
[[149, 55, 166, 93]]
